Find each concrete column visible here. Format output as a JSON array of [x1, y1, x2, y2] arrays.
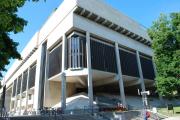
[[60, 72, 66, 112], [33, 45, 44, 111], [10, 82, 14, 112], [115, 43, 126, 107], [152, 60, 164, 103], [86, 31, 94, 110], [43, 50, 50, 107], [25, 67, 30, 111], [152, 61, 157, 77], [19, 73, 23, 115], [136, 51, 145, 91], [14, 78, 19, 113], [62, 34, 67, 72], [61, 34, 67, 112]]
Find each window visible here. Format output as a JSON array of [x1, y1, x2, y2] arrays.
[[28, 94, 32, 100], [22, 70, 28, 92], [28, 63, 36, 89], [91, 39, 117, 73], [48, 44, 62, 78], [140, 56, 155, 80], [119, 49, 139, 77], [12, 79, 17, 97], [17, 75, 22, 95], [68, 34, 86, 69]]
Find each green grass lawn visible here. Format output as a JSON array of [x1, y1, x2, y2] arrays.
[[157, 106, 180, 117]]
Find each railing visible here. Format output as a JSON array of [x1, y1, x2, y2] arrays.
[[0, 108, 9, 120], [0, 105, 127, 120]]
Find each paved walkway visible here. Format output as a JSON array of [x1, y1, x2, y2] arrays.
[[163, 116, 180, 120]]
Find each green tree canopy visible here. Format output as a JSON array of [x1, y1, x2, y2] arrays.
[[0, 0, 39, 78], [148, 12, 180, 98]]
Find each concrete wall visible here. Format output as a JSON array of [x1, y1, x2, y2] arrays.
[[3, 0, 75, 89], [44, 81, 76, 107], [5, 87, 12, 112], [75, 0, 151, 41], [73, 14, 153, 56]]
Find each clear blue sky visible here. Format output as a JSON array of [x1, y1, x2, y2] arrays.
[[3, 0, 180, 76]]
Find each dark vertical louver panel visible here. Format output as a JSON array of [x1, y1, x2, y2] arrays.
[[80, 37, 87, 68], [48, 44, 62, 78], [140, 56, 155, 80], [17, 75, 22, 95], [22, 70, 28, 92], [91, 40, 117, 73], [12, 79, 17, 97], [119, 49, 139, 77], [28, 64, 36, 88], [91, 40, 104, 71], [104, 43, 117, 73]]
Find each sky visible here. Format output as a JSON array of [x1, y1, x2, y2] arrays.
[[2, 0, 180, 77]]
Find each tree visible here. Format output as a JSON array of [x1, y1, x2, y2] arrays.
[[148, 13, 180, 98], [0, 0, 39, 78]]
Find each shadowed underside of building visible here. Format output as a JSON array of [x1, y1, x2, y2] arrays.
[[0, 0, 157, 116]]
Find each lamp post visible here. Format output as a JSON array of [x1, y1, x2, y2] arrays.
[[141, 90, 150, 120]]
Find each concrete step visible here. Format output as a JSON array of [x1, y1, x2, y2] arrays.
[[9, 114, 95, 120]]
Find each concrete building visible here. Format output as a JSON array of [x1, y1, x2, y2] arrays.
[[0, 0, 156, 115]]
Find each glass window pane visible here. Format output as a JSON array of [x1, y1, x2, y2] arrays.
[[22, 70, 28, 93], [28, 64, 36, 89], [140, 56, 155, 80], [91, 40, 117, 73], [48, 44, 62, 78], [17, 75, 22, 95], [119, 50, 139, 77], [12, 79, 17, 97]]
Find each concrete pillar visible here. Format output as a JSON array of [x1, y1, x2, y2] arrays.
[[34, 41, 47, 113], [10, 83, 13, 112], [25, 67, 30, 112], [86, 31, 94, 110], [14, 77, 19, 113], [39, 42, 47, 109], [152, 61, 157, 77], [19, 73, 23, 115], [152, 60, 164, 103], [61, 34, 67, 112], [33, 45, 44, 111], [43, 50, 50, 107], [115, 43, 126, 107], [60, 72, 66, 112], [62, 34, 67, 72], [136, 51, 145, 91]]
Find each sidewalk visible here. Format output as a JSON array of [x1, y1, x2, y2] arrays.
[[163, 116, 180, 120]]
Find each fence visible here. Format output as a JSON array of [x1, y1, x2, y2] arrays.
[[0, 105, 127, 120]]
